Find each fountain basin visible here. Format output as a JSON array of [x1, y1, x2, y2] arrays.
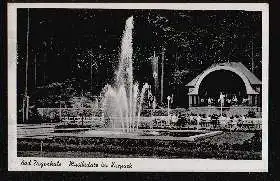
[[81, 129, 223, 142]]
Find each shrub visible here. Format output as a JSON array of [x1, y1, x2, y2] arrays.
[[247, 111, 257, 118]]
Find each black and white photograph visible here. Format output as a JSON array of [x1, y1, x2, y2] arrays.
[[8, 3, 269, 171]]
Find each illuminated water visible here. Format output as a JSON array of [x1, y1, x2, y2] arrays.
[[101, 16, 151, 132]]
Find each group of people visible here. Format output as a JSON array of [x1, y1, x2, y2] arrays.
[[175, 112, 254, 129], [200, 94, 249, 107]]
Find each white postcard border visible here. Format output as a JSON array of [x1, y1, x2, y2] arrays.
[[8, 3, 269, 172]]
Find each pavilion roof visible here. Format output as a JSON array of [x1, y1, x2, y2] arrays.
[[186, 62, 261, 87]]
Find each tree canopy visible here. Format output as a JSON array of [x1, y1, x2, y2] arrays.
[[17, 9, 262, 107]]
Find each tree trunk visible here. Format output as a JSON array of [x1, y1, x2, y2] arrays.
[[160, 47, 165, 105]]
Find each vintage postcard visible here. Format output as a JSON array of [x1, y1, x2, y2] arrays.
[[8, 3, 269, 171]]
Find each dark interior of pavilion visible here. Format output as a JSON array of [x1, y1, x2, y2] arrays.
[[198, 70, 247, 106]]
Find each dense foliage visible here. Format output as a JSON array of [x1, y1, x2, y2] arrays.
[[17, 9, 262, 110]]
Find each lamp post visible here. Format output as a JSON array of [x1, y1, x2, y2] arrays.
[[167, 96, 171, 116], [25, 95, 30, 121], [152, 96, 156, 129], [219, 92, 225, 116], [167, 96, 171, 126], [59, 101, 62, 120], [220, 102, 222, 116]]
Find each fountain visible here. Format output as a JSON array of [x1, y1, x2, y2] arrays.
[[101, 16, 151, 133], [83, 16, 222, 140]]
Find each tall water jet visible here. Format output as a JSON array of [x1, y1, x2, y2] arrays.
[[101, 16, 152, 133], [117, 16, 134, 132]]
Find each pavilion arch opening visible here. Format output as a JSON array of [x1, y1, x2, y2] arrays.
[[198, 70, 247, 104]]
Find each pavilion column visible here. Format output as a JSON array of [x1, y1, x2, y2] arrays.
[[188, 95, 193, 107], [258, 94, 261, 107], [193, 95, 197, 106], [192, 95, 195, 107], [248, 95, 253, 106], [197, 95, 200, 106], [254, 94, 258, 106]]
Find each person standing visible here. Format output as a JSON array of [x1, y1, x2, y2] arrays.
[[207, 97, 212, 106], [219, 92, 225, 107]]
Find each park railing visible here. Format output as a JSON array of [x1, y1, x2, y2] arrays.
[[188, 106, 262, 118], [37, 107, 103, 118], [135, 116, 262, 131], [37, 106, 261, 119], [36, 107, 262, 131]]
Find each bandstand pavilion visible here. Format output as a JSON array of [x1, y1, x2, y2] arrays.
[[186, 62, 261, 108]]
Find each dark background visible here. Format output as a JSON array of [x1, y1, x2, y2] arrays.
[[17, 9, 262, 108], [2, 1, 279, 181]]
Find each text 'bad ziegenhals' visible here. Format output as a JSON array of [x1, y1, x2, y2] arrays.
[[21, 159, 62, 168]]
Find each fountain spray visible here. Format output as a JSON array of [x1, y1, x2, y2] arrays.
[[102, 16, 153, 132]]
